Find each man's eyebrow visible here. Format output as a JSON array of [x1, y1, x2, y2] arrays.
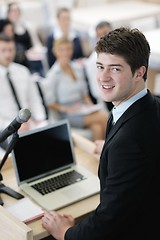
[[96, 61, 102, 65], [96, 62, 123, 67]]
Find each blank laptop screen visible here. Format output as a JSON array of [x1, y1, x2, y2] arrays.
[[12, 121, 75, 183]]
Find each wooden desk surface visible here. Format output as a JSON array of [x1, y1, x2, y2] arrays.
[[1, 141, 100, 240]]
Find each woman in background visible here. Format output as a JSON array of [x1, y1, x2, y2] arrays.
[[46, 7, 85, 68], [7, 2, 32, 67], [44, 37, 108, 141]]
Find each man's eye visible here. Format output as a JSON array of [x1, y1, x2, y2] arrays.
[[97, 65, 103, 69], [111, 67, 120, 72]]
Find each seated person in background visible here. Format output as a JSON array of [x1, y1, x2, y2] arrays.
[[0, 34, 47, 149], [46, 7, 85, 68], [6, 2, 33, 68], [6, 2, 45, 77], [0, 18, 14, 37], [84, 20, 114, 111], [43, 37, 108, 141]]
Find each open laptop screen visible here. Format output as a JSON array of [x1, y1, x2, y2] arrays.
[[12, 120, 75, 184]]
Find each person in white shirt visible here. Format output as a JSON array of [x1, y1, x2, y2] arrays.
[[43, 37, 108, 141], [0, 33, 46, 149], [84, 21, 112, 107]]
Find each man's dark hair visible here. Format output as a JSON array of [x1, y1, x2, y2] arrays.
[[0, 19, 12, 33], [95, 21, 112, 31], [0, 33, 14, 42], [56, 7, 70, 18], [95, 27, 150, 81]]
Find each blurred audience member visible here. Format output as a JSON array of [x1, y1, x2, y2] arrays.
[[43, 37, 108, 141], [46, 7, 85, 68], [7, 2, 33, 68], [0, 34, 47, 149], [0, 19, 14, 37], [6, 1, 46, 77], [84, 21, 114, 111]]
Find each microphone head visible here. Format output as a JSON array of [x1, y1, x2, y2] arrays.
[[17, 109, 31, 123]]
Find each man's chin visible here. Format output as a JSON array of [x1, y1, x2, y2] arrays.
[[101, 96, 113, 103]]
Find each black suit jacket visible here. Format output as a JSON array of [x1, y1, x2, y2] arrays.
[[46, 33, 84, 68], [65, 91, 160, 240]]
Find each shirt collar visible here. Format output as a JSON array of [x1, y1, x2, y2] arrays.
[[0, 65, 10, 75], [53, 25, 77, 40], [51, 61, 73, 72], [112, 88, 147, 124]]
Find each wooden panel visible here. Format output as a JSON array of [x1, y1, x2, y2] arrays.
[[0, 205, 33, 240]]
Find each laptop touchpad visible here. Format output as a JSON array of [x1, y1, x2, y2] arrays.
[[62, 186, 88, 200]]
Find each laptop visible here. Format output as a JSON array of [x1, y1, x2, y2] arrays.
[[12, 119, 100, 211]]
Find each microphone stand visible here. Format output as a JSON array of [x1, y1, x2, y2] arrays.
[[0, 131, 24, 205]]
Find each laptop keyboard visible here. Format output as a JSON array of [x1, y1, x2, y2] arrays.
[[32, 170, 86, 195]]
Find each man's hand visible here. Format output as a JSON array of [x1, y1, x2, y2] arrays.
[[93, 140, 105, 155], [42, 211, 75, 240]]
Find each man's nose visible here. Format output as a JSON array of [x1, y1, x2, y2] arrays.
[[99, 68, 111, 81]]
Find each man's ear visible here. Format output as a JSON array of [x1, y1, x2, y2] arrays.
[[135, 66, 146, 79]]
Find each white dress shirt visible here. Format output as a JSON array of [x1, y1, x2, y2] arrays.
[[44, 61, 88, 105], [84, 51, 100, 100], [0, 63, 46, 130], [112, 88, 147, 124], [53, 24, 78, 40]]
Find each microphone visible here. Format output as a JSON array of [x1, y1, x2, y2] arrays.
[[0, 108, 31, 143]]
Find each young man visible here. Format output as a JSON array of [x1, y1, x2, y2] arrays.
[[42, 27, 160, 239], [0, 34, 46, 148]]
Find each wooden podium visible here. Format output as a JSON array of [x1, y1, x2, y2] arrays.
[[0, 205, 33, 240]]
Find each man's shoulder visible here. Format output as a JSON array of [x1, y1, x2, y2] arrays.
[[154, 94, 160, 102], [10, 62, 30, 73]]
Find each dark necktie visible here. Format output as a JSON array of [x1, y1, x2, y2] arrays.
[[106, 112, 113, 136], [7, 71, 22, 110]]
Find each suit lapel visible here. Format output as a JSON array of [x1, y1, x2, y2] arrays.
[[105, 91, 154, 144], [98, 91, 155, 179]]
